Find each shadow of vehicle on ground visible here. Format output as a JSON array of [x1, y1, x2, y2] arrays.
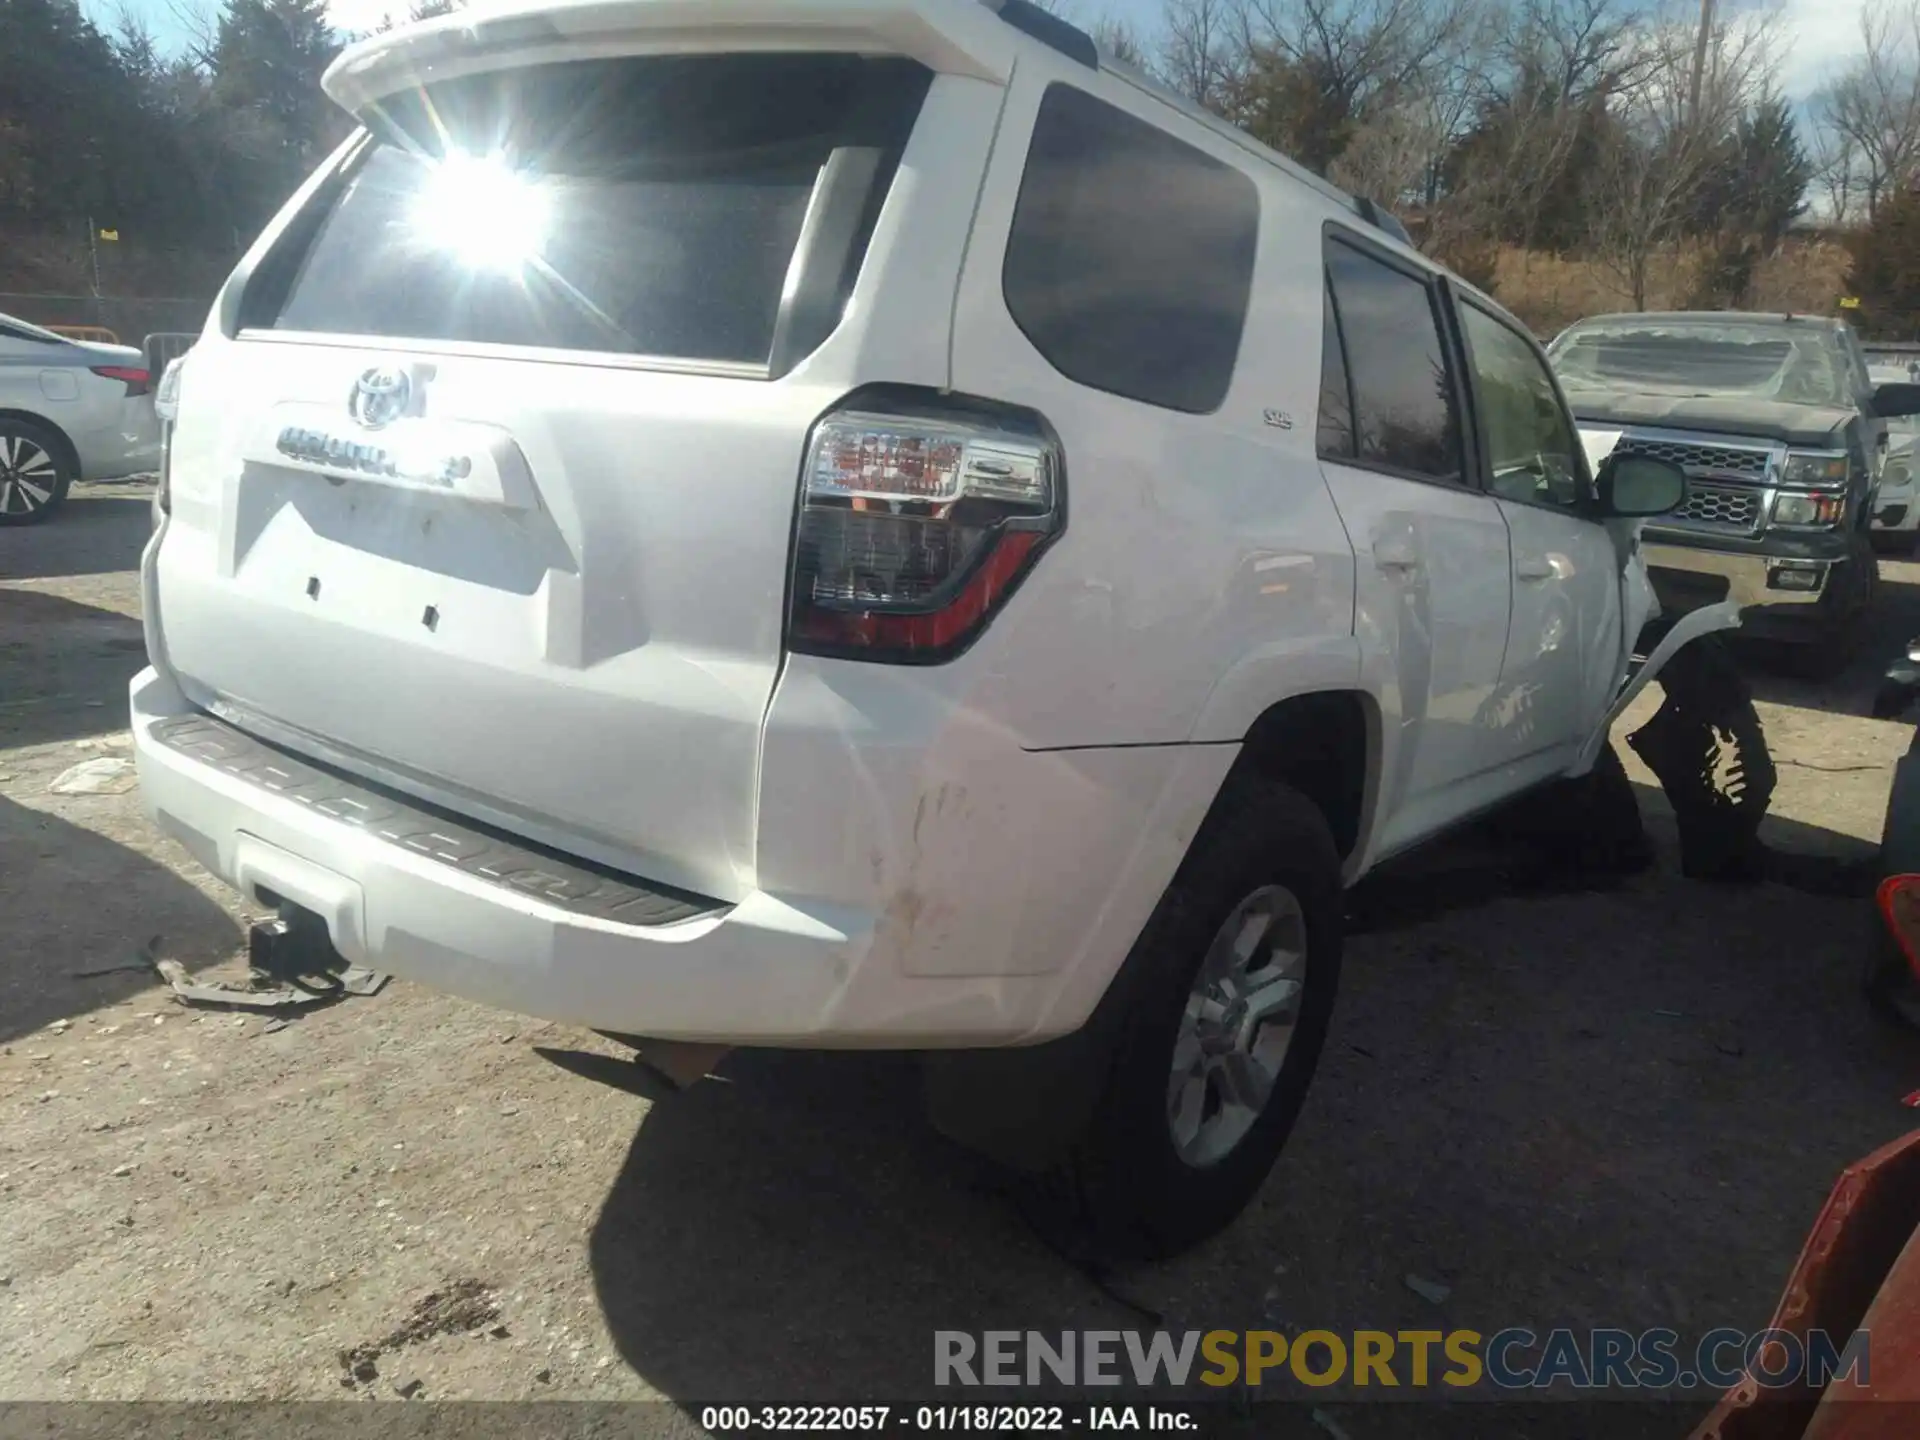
[[0, 489, 151, 583], [0, 794, 241, 1046], [587, 792, 1919, 1422], [0, 588, 148, 750]]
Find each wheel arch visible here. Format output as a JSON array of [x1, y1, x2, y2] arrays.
[[1215, 688, 1381, 870]]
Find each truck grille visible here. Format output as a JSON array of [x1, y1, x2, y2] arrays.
[[1614, 437, 1773, 478], [1671, 481, 1762, 532]]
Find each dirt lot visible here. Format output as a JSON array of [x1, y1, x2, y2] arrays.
[[6, 487, 1920, 1426]]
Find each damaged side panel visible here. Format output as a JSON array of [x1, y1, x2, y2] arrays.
[[1574, 597, 1744, 776]]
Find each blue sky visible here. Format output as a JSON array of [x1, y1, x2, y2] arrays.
[[89, 0, 1860, 104]]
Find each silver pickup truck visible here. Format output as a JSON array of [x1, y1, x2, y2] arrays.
[[1548, 312, 1920, 676]]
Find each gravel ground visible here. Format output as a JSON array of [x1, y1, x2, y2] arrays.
[[5, 486, 1920, 1426]]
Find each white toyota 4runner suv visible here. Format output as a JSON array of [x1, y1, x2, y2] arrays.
[[133, 0, 1713, 1255]]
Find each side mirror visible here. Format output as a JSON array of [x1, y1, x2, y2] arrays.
[[1875, 382, 1920, 419], [1597, 454, 1687, 517]]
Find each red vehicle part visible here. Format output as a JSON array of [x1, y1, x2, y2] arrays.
[[1876, 876, 1920, 980], [1691, 1128, 1920, 1439]]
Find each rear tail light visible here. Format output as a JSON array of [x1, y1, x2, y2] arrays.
[[153, 357, 186, 517], [1878, 875, 1920, 980], [787, 402, 1062, 663], [91, 364, 151, 397]]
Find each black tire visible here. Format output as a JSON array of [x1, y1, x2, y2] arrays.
[[1774, 534, 1878, 680], [1864, 922, 1920, 1032], [0, 418, 74, 525], [1047, 778, 1343, 1260], [1871, 530, 1917, 558], [1483, 741, 1652, 880]]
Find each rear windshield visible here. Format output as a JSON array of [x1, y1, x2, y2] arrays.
[[267, 54, 932, 368], [1549, 321, 1849, 408]]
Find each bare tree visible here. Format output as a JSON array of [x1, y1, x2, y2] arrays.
[[1583, 2, 1779, 306], [1161, 0, 1242, 105], [1819, 1, 1920, 222], [1415, 0, 1644, 266], [1089, 16, 1149, 67], [1218, 0, 1482, 173], [1811, 124, 1864, 227]]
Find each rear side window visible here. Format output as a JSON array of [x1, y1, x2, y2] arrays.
[[1003, 85, 1258, 414], [266, 54, 932, 369], [1321, 236, 1464, 485]]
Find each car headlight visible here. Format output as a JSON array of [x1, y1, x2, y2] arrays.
[[1781, 450, 1849, 484], [1772, 491, 1845, 526]]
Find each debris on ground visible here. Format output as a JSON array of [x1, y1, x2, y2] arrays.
[[1403, 1273, 1452, 1305], [1310, 1409, 1354, 1440], [336, 1279, 499, 1386], [139, 936, 389, 1012], [71, 733, 134, 753], [48, 757, 137, 795]]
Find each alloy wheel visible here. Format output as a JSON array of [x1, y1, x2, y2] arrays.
[[0, 433, 58, 517], [1167, 884, 1309, 1167]]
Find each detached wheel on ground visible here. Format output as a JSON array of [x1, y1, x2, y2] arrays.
[[1048, 778, 1343, 1260], [0, 419, 73, 525]]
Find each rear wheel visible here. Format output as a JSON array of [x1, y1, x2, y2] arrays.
[[0, 419, 73, 525], [1048, 779, 1342, 1259]]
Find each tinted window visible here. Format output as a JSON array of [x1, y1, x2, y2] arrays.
[[272, 55, 931, 366], [1460, 304, 1584, 509], [1003, 85, 1258, 413], [1322, 238, 1463, 483], [1317, 281, 1355, 458]]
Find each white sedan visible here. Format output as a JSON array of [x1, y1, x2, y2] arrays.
[[1872, 355, 1920, 550], [0, 311, 161, 524]]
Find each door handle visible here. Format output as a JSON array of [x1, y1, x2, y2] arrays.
[[1372, 537, 1419, 574], [1515, 558, 1554, 582]]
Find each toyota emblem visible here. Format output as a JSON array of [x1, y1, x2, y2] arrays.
[[348, 366, 412, 429]]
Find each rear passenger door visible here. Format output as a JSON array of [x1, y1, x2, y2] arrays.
[[1316, 231, 1514, 854], [1453, 295, 1623, 774]]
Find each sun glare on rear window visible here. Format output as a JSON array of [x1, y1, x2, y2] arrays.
[[268, 54, 932, 368]]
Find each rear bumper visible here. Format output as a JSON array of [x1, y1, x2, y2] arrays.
[[73, 404, 161, 480], [131, 666, 1224, 1046]]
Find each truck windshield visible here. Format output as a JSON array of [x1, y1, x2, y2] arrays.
[[1550, 321, 1850, 408]]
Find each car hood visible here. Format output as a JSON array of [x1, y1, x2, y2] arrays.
[[1565, 390, 1853, 448]]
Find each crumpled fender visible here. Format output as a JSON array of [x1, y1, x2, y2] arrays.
[[1571, 599, 1744, 776]]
